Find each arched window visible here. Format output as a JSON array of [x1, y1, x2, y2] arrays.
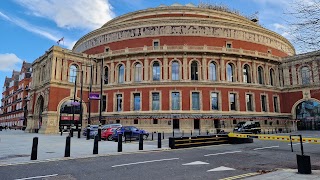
[[104, 67, 109, 84], [227, 63, 235, 82], [134, 63, 142, 82], [191, 61, 198, 80], [209, 62, 217, 81], [269, 68, 275, 86], [243, 64, 251, 83], [172, 61, 180, 81], [118, 64, 124, 83], [69, 64, 77, 83], [258, 66, 264, 84], [301, 67, 310, 85], [152, 61, 160, 81]]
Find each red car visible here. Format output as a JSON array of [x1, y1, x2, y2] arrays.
[[102, 128, 117, 141]]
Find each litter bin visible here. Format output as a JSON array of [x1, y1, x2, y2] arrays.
[[297, 154, 312, 174]]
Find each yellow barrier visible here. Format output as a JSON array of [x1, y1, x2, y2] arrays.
[[228, 133, 320, 144]]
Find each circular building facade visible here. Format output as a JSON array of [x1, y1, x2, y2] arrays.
[[70, 5, 295, 133]]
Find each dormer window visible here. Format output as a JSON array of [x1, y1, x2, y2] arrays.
[[153, 40, 160, 50]]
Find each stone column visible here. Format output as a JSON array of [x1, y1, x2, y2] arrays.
[[51, 57, 56, 80], [202, 55, 207, 81], [237, 58, 242, 82], [163, 56, 168, 81], [291, 65, 297, 85], [183, 55, 188, 80], [220, 57, 225, 81], [110, 61, 115, 84], [144, 57, 149, 81], [126, 58, 131, 82], [283, 66, 290, 86], [62, 59, 68, 82]]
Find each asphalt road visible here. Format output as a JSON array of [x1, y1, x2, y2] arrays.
[[1, 138, 320, 180]]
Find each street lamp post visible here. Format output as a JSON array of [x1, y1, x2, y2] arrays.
[[98, 58, 104, 141]]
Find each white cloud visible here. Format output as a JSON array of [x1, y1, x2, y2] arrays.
[[0, 11, 75, 48], [0, 53, 23, 72], [14, 0, 115, 30]]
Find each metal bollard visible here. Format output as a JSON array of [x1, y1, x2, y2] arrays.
[[118, 134, 122, 152], [98, 124, 102, 141], [182, 130, 184, 136], [70, 128, 73, 137], [78, 129, 81, 138], [191, 130, 193, 136], [86, 125, 91, 140], [158, 133, 162, 148], [268, 129, 269, 134], [272, 129, 274, 134], [206, 130, 209, 135], [162, 131, 164, 139], [31, 137, 38, 160], [65, 136, 71, 157], [93, 135, 99, 154], [199, 129, 201, 135], [151, 132, 154, 141], [173, 130, 175, 137], [60, 129, 63, 136], [139, 134, 143, 150]]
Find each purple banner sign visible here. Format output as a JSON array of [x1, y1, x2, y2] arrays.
[[89, 92, 100, 100], [71, 101, 80, 106]]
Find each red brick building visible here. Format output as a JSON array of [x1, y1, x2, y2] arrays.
[[0, 61, 32, 128], [3, 4, 318, 134]]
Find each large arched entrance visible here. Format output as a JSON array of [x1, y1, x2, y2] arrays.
[[35, 95, 44, 130], [296, 100, 320, 130], [59, 99, 82, 130]]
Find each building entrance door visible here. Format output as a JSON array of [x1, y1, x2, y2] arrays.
[[194, 119, 200, 129], [173, 119, 179, 129]]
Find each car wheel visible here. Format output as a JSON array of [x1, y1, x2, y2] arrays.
[[143, 134, 148, 140], [107, 135, 113, 141]]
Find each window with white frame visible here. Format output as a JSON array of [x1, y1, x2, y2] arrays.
[[229, 93, 236, 110], [273, 96, 279, 113], [258, 66, 264, 84], [261, 95, 267, 112], [69, 65, 78, 83], [133, 93, 141, 111], [191, 61, 199, 80], [209, 62, 217, 81], [104, 67, 109, 84], [171, 92, 180, 110], [269, 69, 275, 86], [134, 63, 142, 82], [152, 62, 160, 81], [192, 92, 200, 110], [152, 92, 160, 110], [211, 92, 219, 110], [301, 66, 310, 85], [227, 63, 235, 82], [118, 65, 124, 83], [172, 61, 180, 81], [243, 64, 251, 83], [116, 94, 122, 112], [246, 94, 253, 111]]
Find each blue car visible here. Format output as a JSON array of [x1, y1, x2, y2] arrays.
[[112, 126, 149, 141], [82, 125, 99, 138]]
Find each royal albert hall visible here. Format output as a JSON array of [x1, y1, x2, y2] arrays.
[[24, 4, 320, 134]]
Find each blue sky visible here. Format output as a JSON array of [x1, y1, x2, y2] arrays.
[[0, 0, 304, 88]]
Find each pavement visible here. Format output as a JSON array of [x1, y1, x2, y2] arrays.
[[0, 129, 169, 165], [246, 169, 320, 180], [0, 130, 320, 180]]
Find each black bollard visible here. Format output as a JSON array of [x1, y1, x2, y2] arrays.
[[158, 133, 161, 148], [60, 128, 63, 136], [98, 124, 102, 141], [78, 129, 81, 138], [93, 135, 98, 154], [118, 134, 122, 152], [86, 125, 91, 140], [162, 131, 164, 139], [272, 129, 274, 134], [199, 129, 201, 135], [264, 129, 265, 134], [70, 128, 73, 137], [31, 137, 38, 160], [139, 134, 143, 150], [206, 130, 209, 135], [65, 136, 71, 157], [151, 132, 154, 141], [182, 130, 184, 136], [173, 130, 175, 137], [268, 129, 269, 134], [191, 130, 193, 136]]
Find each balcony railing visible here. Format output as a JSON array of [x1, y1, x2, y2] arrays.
[[94, 45, 283, 62]]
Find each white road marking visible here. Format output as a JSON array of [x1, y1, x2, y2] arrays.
[[253, 146, 279, 150], [15, 174, 58, 180], [204, 151, 242, 157], [207, 166, 235, 172], [182, 161, 209, 165], [111, 158, 179, 167], [288, 142, 308, 146]]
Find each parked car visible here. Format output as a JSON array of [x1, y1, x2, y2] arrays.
[[101, 123, 122, 130], [234, 121, 261, 134], [112, 126, 149, 142], [101, 127, 117, 141], [82, 125, 99, 137]]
